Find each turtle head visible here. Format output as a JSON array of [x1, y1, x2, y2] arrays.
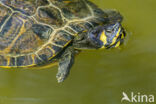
[[89, 22, 125, 49]]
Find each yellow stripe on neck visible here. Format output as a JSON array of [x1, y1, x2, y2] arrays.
[[115, 41, 120, 48], [100, 31, 107, 44], [121, 32, 125, 39], [99, 31, 107, 49]]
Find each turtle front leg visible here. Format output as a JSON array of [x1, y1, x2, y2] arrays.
[[56, 46, 75, 83]]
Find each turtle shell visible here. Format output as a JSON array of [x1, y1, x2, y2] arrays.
[[0, 0, 109, 68]]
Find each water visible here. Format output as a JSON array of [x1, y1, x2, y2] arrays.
[[0, 0, 156, 104]]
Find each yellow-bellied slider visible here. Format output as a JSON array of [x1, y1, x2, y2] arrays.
[[0, 0, 125, 82]]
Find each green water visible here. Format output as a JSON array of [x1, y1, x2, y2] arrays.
[[0, 0, 156, 104]]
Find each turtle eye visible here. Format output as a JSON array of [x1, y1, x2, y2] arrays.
[[105, 28, 114, 33]]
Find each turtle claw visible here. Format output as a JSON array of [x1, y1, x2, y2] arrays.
[[56, 73, 66, 83]]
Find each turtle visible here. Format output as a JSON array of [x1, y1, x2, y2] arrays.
[[0, 0, 125, 83]]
